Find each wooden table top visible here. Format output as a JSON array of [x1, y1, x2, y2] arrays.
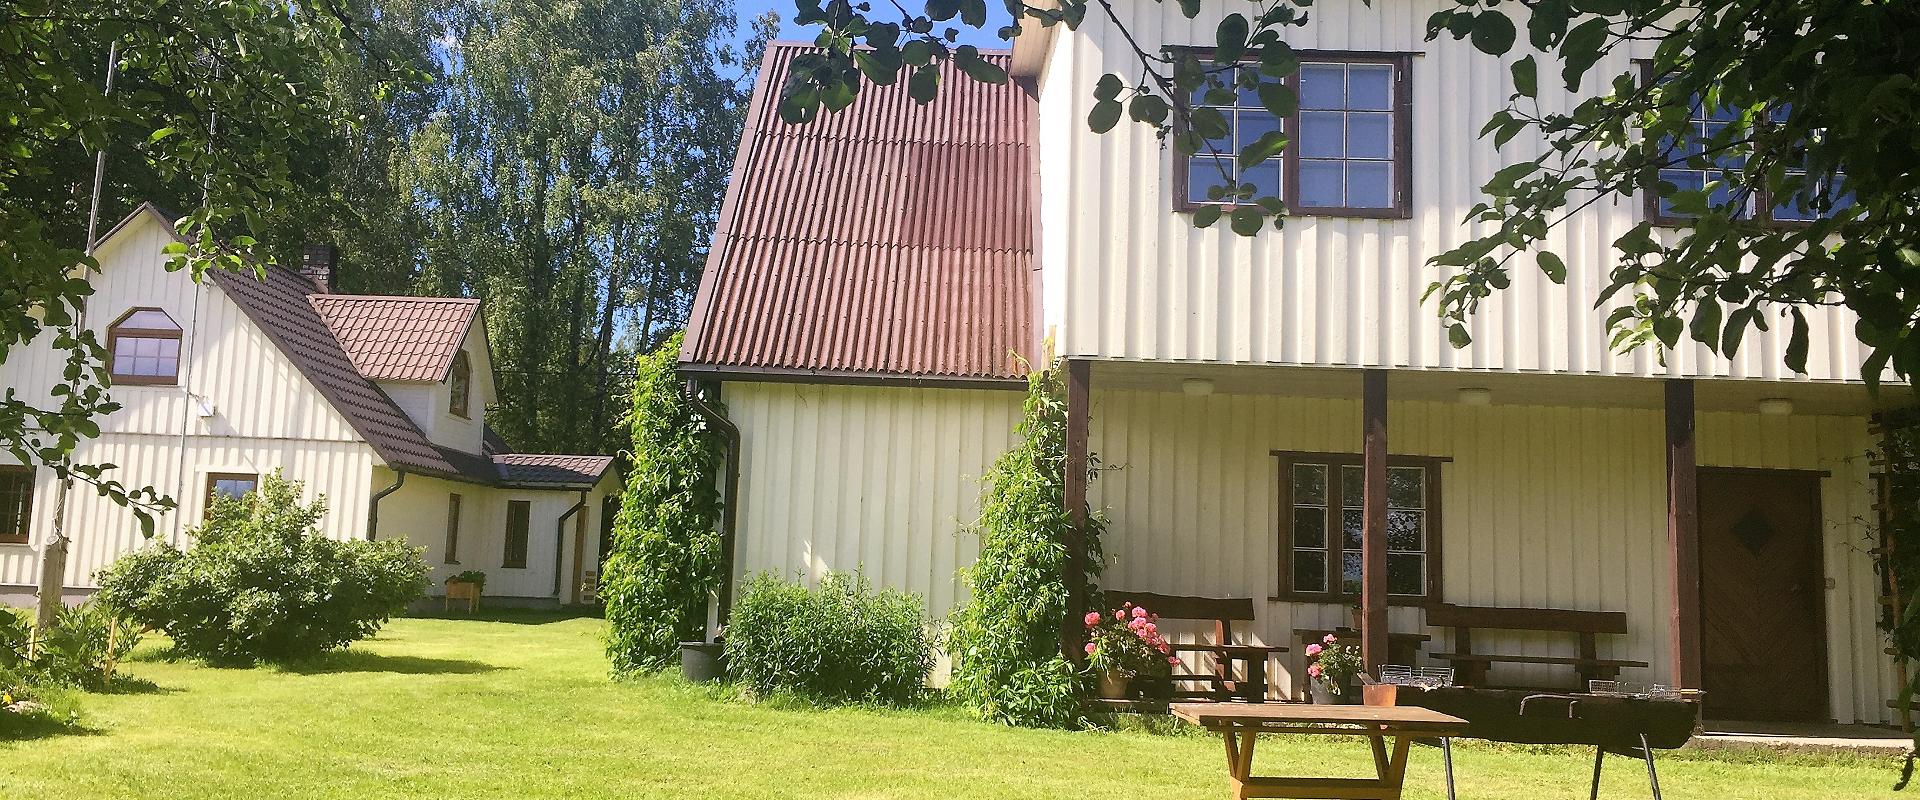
[[1172, 702, 1469, 732]]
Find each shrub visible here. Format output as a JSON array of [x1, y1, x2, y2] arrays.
[[447, 570, 488, 589], [946, 366, 1105, 728], [724, 572, 933, 705], [95, 472, 429, 665], [604, 333, 729, 673]]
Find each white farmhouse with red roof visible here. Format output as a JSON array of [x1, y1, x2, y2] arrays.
[[684, 31, 1907, 726], [0, 204, 620, 607]]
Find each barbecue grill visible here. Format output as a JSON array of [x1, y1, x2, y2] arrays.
[[1395, 686, 1699, 799]]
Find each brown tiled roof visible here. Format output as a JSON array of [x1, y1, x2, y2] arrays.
[[493, 454, 616, 488], [310, 295, 480, 382], [680, 43, 1036, 386]]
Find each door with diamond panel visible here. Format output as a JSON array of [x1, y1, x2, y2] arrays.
[[1697, 469, 1828, 721]]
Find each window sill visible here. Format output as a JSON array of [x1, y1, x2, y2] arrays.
[[1175, 205, 1412, 221], [0, 541, 32, 548], [1268, 594, 1433, 609]]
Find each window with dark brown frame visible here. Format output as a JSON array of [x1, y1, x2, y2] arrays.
[[205, 472, 258, 509], [1639, 63, 1852, 227], [1274, 451, 1442, 603], [503, 500, 530, 569], [0, 466, 34, 545], [449, 350, 472, 419], [107, 307, 183, 385], [1173, 50, 1413, 219], [445, 493, 463, 564]]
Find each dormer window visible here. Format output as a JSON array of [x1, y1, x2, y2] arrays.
[[449, 350, 471, 418], [107, 307, 182, 385]]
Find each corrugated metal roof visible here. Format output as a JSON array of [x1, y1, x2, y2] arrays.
[[310, 295, 479, 382], [681, 43, 1037, 384]]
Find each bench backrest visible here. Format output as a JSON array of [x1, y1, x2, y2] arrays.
[[1426, 603, 1628, 635], [1104, 591, 1257, 646]]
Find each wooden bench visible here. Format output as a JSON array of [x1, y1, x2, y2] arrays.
[[1106, 591, 1287, 702], [1298, 628, 1431, 669], [1427, 603, 1648, 689]]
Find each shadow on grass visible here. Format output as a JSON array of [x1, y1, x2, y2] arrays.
[[93, 675, 175, 696], [408, 606, 604, 625], [0, 713, 99, 743], [283, 650, 502, 676]]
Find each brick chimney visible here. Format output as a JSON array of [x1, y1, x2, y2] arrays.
[[299, 243, 338, 293]]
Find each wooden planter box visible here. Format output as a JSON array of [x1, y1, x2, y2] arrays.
[[445, 580, 482, 613]]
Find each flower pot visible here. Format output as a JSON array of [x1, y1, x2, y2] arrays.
[[1097, 669, 1133, 700], [680, 641, 726, 683], [1310, 680, 1358, 704]]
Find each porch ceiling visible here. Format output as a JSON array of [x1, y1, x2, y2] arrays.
[[1083, 361, 1906, 417]]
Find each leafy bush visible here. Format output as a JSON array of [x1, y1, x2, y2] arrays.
[[947, 366, 1106, 728], [724, 572, 933, 705], [447, 570, 487, 588], [95, 472, 429, 665], [2, 602, 136, 737], [604, 333, 729, 673]]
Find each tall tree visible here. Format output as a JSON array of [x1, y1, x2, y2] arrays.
[[402, 0, 771, 454]]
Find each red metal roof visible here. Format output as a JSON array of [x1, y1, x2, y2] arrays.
[[310, 295, 480, 382], [494, 454, 616, 488], [681, 43, 1037, 385]]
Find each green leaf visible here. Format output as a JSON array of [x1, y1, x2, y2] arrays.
[[1128, 94, 1169, 125], [1785, 308, 1810, 374], [956, 47, 1008, 84], [1094, 73, 1124, 101], [1470, 12, 1517, 56], [1237, 131, 1288, 169], [1689, 297, 1723, 349], [1087, 99, 1122, 134], [1215, 14, 1250, 64], [1176, 0, 1202, 19], [1448, 324, 1473, 349], [1536, 250, 1566, 283], [1192, 205, 1223, 228], [907, 65, 940, 104], [148, 127, 176, 143], [1652, 316, 1683, 348], [1229, 206, 1264, 236], [1257, 81, 1297, 117], [1511, 56, 1538, 99]]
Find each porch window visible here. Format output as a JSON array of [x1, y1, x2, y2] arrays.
[[1277, 453, 1440, 602], [107, 307, 183, 385], [0, 465, 32, 545], [503, 500, 530, 569], [445, 493, 463, 564]]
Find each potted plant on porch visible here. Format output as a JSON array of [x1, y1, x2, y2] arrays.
[[1084, 601, 1178, 700], [445, 570, 486, 613], [1305, 633, 1361, 704]]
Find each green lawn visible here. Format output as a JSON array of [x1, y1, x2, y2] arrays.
[[0, 611, 1901, 799]]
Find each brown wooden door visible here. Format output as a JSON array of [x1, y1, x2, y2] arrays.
[[1697, 469, 1828, 721]]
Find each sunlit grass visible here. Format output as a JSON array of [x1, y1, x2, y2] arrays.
[[0, 609, 1901, 799]]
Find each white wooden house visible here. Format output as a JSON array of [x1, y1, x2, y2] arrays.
[[0, 204, 619, 607], [682, 6, 1909, 727]]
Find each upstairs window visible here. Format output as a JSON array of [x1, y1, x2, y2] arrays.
[[449, 350, 472, 419], [1643, 73, 1850, 225], [108, 307, 182, 385], [1175, 52, 1411, 219], [1277, 452, 1441, 602], [0, 466, 32, 545], [205, 472, 258, 510]]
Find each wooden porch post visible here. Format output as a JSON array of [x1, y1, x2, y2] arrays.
[[1664, 379, 1702, 689], [1063, 359, 1092, 660], [1361, 369, 1390, 672]]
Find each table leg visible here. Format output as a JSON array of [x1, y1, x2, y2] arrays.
[[1442, 738, 1457, 800], [1588, 746, 1604, 800], [1245, 656, 1268, 703], [1639, 734, 1663, 800], [1221, 731, 1257, 800], [1370, 735, 1391, 779]]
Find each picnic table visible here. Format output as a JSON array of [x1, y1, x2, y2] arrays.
[[1171, 702, 1467, 800]]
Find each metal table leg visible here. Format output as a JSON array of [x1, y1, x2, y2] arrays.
[[1588, 746, 1605, 800], [1442, 737, 1457, 800], [1639, 734, 1663, 800]]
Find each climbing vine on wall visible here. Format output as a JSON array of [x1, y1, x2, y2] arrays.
[[602, 333, 728, 673], [946, 364, 1105, 728]]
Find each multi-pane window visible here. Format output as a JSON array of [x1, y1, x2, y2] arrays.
[[449, 350, 472, 418], [1175, 52, 1410, 218], [445, 493, 463, 564], [107, 307, 182, 385], [1280, 454, 1437, 600], [503, 500, 530, 569], [0, 466, 33, 545], [1296, 62, 1398, 211], [205, 473, 258, 509], [1183, 65, 1284, 206], [1645, 73, 1850, 225]]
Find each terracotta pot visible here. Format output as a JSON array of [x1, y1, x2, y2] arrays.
[[1098, 669, 1133, 700]]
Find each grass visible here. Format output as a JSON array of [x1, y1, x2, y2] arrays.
[[0, 610, 1904, 799]]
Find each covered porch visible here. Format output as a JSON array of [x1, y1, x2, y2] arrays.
[[1060, 360, 1902, 727]]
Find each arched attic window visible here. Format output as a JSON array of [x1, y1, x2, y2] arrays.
[[449, 350, 471, 418], [107, 307, 183, 385]]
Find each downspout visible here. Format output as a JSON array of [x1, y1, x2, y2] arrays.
[[553, 489, 588, 601], [683, 380, 740, 624], [366, 470, 405, 540]]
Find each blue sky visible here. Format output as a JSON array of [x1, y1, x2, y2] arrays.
[[729, 0, 1015, 53]]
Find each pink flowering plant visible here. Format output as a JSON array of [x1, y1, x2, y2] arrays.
[[1083, 602, 1179, 679], [1304, 634, 1362, 695]]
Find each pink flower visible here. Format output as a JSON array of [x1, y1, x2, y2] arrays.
[[1305, 643, 1322, 657], [1084, 611, 1102, 627], [1115, 610, 1127, 622], [1131, 606, 1148, 619], [1323, 633, 1338, 645], [1085, 642, 1097, 655], [1167, 656, 1181, 666], [1307, 664, 1323, 679], [1143, 622, 1157, 635]]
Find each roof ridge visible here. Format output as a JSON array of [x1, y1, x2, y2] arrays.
[[311, 293, 481, 304]]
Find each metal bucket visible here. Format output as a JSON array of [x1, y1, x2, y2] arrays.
[[680, 641, 726, 683]]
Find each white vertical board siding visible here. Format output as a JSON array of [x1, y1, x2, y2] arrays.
[[1038, 0, 1871, 383], [727, 382, 1023, 672], [378, 470, 618, 602], [1089, 388, 1889, 722], [0, 437, 376, 589]]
